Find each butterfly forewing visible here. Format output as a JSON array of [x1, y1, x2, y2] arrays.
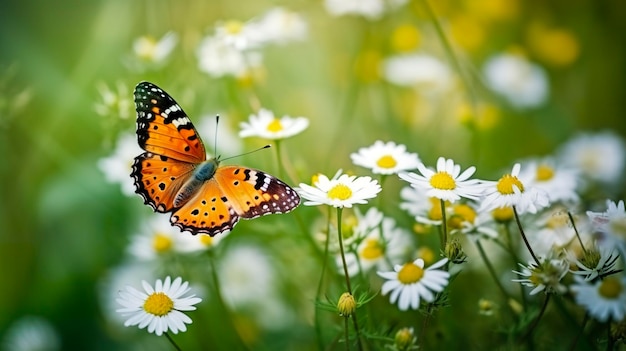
[[134, 82, 206, 163]]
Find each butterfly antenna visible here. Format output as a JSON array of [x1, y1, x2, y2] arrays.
[[213, 115, 220, 158], [221, 144, 271, 162]]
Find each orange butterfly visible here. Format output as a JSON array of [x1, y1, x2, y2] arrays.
[[131, 81, 300, 236]]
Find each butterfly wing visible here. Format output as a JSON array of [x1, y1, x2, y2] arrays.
[[134, 81, 206, 163], [131, 152, 196, 212], [168, 166, 300, 236], [132, 81, 205, 212]]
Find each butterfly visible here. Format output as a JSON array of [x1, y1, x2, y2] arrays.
[[131, 81, 300, 236]]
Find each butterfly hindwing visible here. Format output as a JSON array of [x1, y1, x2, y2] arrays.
[[170, 179, 241, 236], [214, 166, 301, 219], [131, 152, 197, 213], [134, 81, 206, 163]]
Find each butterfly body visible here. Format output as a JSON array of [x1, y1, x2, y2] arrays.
[[131, 81, 300, 236]]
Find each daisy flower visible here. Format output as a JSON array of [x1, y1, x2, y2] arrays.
[[479, 163, 550, 215], [98, 132, 143, 196], [483, 53, 549, 109], [196, 34, 262, 78], [247, 7, 308, 46], [558, 131, 626, 188], [297, 172, 381, 208], [94, 81, 132, 119], [341, 208, 413, 276], [570, 275, 626, 322], [518, 157, 580, 204], [382, 54, 454, 94], [1, 316, 60, 351], [399, 157, 484, 203], [525, 206, 590, 256], [116, 276, 202, 335], [512, 253, 569, 295], [239, 108, 309, 140], [128, 216, 225, 260], [587, 199, 626, 255], [350, 140, 421, 175], [132, 32, 178, 65], [570, 245, 621, 282], [377, 258, 450, 311]]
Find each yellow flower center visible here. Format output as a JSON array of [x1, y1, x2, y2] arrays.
[[199, 234, 213, 246], [546, 210, 569, 229], [328, 184, 352, 201], [152, 233, 173, 253], [376, 155, 397, 169], [447, 203, 477, 230], [417, 247, 435, 265], [492, 207, 514, 222], [430, 172, 456, 190], [536, 164, 555, 181], [397, 262, 424, 285], [427, 197, 444, 220], [598, 277, 623, 299], [224, 20, 244, 35], [360, 238, 384, 260], [266, 118, 284, 133], [135, 37, 157, 60], [143, 292, 174, 316], [496, 174, 524, 195], [391, 24, 421, 52]]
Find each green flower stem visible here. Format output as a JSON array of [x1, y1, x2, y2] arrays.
[[568, 211, 588, 255], [344, 316, 350, 351], [439, 199, 448, 250], [512, 206, 541, 267], [164, 332, 182, 351], [336, 207, 363, 351], [314, 207, 333, 351], [208, 249, 250, 351], [519, 294, 550, 343], [475, 239, 512, 305], [274, 139, 284, 180]]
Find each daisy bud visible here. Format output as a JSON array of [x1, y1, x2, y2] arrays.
[[444, 238, 466, 264], [337, 292, 356, 317], [394, 327, 416, 351], [478, 298, 496, 316]]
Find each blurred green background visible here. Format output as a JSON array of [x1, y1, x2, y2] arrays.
[[1, 0, 625, 350]]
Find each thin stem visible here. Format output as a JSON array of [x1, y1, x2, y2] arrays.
[[568, 312, 589, 351], [513, 206, 541, 266], [439, 199, 448, 249], [274, 139, 284, 180], [314, 207, 333, 351], [336, 207, 363, 351], [475, 239, 512, 304], [568, 211, 588, 255], [519, 294, 551, 342], [164, 332, 182, 351], [343, 317, 350, 351]]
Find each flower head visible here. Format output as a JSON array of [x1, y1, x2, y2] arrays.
[[571, 275, 626, 322], [518, 157, 580, 204], [196, 34, 262, 78], [94, 81, 133, 119], [558, 131, 626, 188], [377, 258, 450, 310], [239, 108, 309, 140], [383, 54, 453, 93], [480, 163, 550, 215], [98, 132, 143, 196], [512, 254, 569, 295], [1, 316, 60, 351], [399, 157, 484, 203], [570, 245, 621, 282], [587, 200, 626, 255], [351, 140, 420, 175], [116, 276, 202, 335], [297, 172, 381, 208], [247, 7, 308, 46], [132, 32, 178, 65], [337, 292, 357, 316], [483, 53, 549, 109]]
